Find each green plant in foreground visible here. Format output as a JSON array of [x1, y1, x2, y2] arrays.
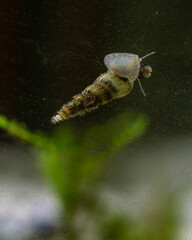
[[0, 112, 178, 240], [2, 111, 172, 240], [0, 111, 147, 208]]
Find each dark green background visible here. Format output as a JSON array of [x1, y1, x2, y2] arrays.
[[0, 0, 191, 136]]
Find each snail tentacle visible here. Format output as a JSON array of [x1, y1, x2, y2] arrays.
[[137, 78, 146, 97]]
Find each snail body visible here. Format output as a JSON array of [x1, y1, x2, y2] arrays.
[[51, 52, 155, 123]]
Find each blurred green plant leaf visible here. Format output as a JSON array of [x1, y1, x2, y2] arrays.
[[0, 111, 150, 239]]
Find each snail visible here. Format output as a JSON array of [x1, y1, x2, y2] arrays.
[[51, 51, 155, 123]]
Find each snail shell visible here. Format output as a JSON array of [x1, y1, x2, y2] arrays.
[[51, 72, 133, 123]]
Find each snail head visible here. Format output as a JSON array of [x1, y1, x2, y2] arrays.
[[139, 51, 155, 79], [140, 62, 152, 78], [137, 51, 155, 96]]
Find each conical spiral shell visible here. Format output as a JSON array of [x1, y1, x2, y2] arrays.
[[51, 72, 133, 123]]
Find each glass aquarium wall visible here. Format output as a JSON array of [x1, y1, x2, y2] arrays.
[[0, 0, 191, 239]]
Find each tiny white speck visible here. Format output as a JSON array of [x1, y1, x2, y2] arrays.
[[56, 115, 62, 121]]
